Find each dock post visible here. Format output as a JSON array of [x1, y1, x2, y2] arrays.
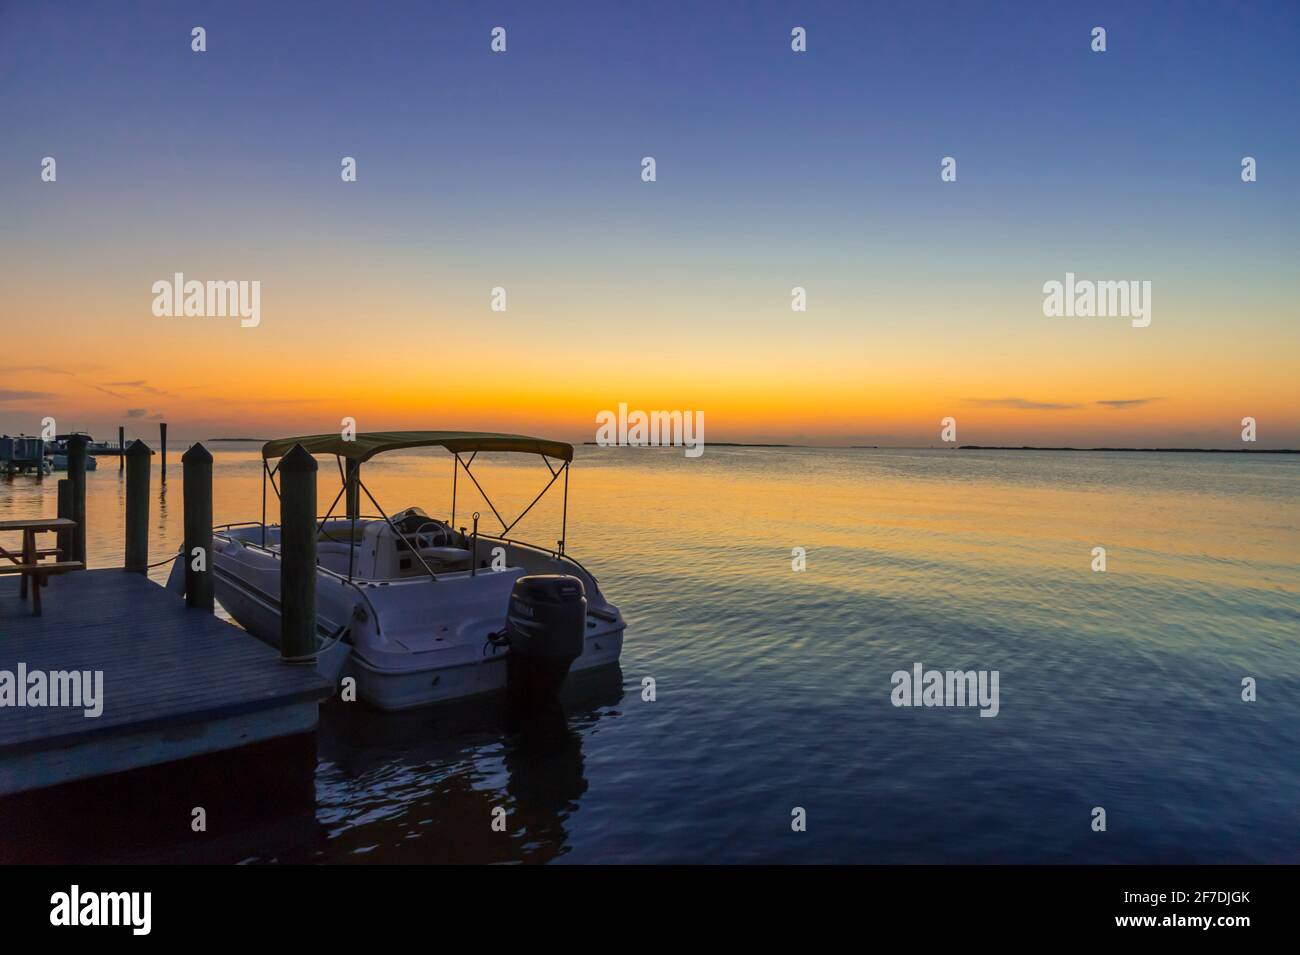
[[160, 422, 168, 482], [345, 459, 360, 521], [56, 479, 72, 560], [279, 444, 317, 662], [124, 440, 152, 574], [183, 443, 214, 612], [67, 434, 87, 565], [118, 425, 125, 471]]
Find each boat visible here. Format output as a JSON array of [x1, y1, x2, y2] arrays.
[[46, 436, 98, 471], [175, 431, 626, 711], [48, 453, 97, 472]]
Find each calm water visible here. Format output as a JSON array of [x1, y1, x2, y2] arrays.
[[2, 446, 1298, 863]]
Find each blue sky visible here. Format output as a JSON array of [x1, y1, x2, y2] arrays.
[[1, 1, 1297, 445]]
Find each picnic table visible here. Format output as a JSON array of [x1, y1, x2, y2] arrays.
[[0, 518, 83, 615]]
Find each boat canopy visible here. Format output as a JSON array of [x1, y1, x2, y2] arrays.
[[261, 431, 574, 464]]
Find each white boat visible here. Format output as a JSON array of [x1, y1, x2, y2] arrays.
[[48, 453, 98, 471], [177, 431, 625, 711], [46, 435, 100, 471]]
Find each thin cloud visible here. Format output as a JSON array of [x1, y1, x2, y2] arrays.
[[965, 397, 1081, 411], [226, 397, 323, 406], [1096, 398, 1162, 409], [0, 389, 55, 402], [126, 408, 147, 418], [105, 380, 173, 397], [7, 365, 72, 376]]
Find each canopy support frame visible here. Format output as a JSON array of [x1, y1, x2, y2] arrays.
[[258, 438, 575, 581], [452, 452, 568, 539]]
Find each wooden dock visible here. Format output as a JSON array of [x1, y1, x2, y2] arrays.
[[0, 569, 331, 796]]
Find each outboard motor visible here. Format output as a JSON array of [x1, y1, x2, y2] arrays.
[[504, 575, 586, 715]]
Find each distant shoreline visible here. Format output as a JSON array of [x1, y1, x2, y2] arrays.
[[202, 438, 1296, 454], [582, 441, 798, 448], [958, 445, 1299, 454], [582, 442, 1297, 453]]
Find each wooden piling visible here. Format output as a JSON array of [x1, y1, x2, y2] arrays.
[[183, 443, 214, 612], [66, 434, 87, 565], [159, 422, 168, 481], [118, 425, 125, 471], [56, 479, 72, 560], [279, 444, 317, 662], [124, 440, 151, 574]]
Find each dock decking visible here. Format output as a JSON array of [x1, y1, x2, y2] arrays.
[[0, 569, 331, 795]]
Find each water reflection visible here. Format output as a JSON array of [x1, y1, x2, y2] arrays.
[[156, 475, 168, 542], [4, 447, 1295, 863], [305, 665, 622, 864]]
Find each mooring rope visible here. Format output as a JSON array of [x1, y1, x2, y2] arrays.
[[95, 554, 180, 571], [280, 622, 349, 665]]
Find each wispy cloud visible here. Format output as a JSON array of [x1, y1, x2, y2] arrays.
[[225, 397, 323, 406], [7, 365, 72, 376], [126, 408, 147, 418], [0, 389, 54, 402], [107, 380, 171, 397], [1096, 398, 1162, 409], [964, 397, 1081, 411], [93, 379, 173, 401]]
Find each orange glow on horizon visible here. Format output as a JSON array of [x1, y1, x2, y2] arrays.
[[3, 284, 1297, 447]]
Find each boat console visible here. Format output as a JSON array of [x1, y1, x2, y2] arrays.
[[367, 510, 472, 578]]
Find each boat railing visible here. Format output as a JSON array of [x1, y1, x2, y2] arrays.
[[210, 561, 354, 646], [472, 531, 601, 586], [214, 515, 384, 533], [215, 518, 599, 588], [214, 519, 266, 532], [213, 525, 385, 632]]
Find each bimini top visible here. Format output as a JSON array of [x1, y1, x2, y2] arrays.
[[261, 431, 574, 463]]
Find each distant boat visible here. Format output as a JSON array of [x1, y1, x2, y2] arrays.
[[46, 435, 99, 471], [170, 431, 626, 711], [47, 453, 98, 472]]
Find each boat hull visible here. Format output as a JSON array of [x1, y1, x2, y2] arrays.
[[346, 627, 624, 710], [205, 530, 627, 711]]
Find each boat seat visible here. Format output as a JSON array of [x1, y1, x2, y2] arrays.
[[420, 546, 471, 565], [319, 524, 367, 543], [318, 540, 356, 557]]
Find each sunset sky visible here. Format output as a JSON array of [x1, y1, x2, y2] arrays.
[[2, 1, 1297, 447]]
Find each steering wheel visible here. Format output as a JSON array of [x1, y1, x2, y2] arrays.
[[413, 520, 449, 550]]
